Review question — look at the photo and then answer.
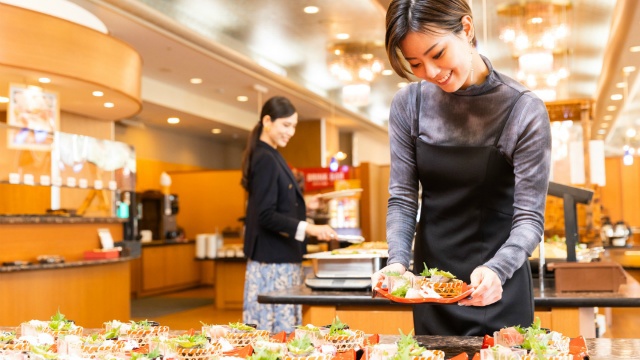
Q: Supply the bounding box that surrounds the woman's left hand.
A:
[457,266,503,306]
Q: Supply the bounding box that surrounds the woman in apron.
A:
[372,0,551,336]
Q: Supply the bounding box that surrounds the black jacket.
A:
[243,141,307,263]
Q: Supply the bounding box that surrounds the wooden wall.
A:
[279,120,323,168]
[359,162,390,243]
[169,170,245,239]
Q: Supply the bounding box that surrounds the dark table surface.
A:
[258,272,640,308]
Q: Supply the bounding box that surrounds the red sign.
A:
[298,166,351,192]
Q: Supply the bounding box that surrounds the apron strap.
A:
[493,90,530,147]
[411,81,422,143]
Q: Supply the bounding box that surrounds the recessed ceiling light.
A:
[601,123,610,128]
[616,82,626,88]
[611,94,623,101]
[38,77,51,84]
[304,6,319,14]
[0,96,8,103]
[381,69,394,76]
[237,96,249,102]
[104,102,114,108]
[92,91,104,97]
[597,129,607,135]
[211,128,222,134]
[603,115,613,121]
[190,78,203,84]
[626,128,637,138]
[398,82,409,88]
[336,33,350,40]
[607,105,617,111]
[623,66,636,73]
[630,45,640,53]
[167,117,180,124]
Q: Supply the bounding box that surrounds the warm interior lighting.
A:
[335,151,348,161]
[237,96,249,102]
[328,42,385,84]
[607,106,617,111]
[630,45,640,53]
[623,66,636,73]
[603,115,613,120]
[336,33,350,40]
[211,128,222,134]
[498,1,572,101]
[38,77,51,84]
[104,102,114,108]
[303,6,319,14]
[190,78,203,84]
[0,96,8,103]
[167,117,180,124]
[92,91,104,97]
[611,94,623,101]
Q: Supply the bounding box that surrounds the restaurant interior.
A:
[1,0,640,358]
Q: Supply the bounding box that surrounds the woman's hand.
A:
[371,263,411,290]
[306,224,338,241]
[457,266,503,306]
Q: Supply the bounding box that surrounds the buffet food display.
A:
[0,310,588,360]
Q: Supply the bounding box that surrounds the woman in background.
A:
[241,96,337,333]
[372,0,551,336]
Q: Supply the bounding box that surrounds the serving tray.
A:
[372,282,473,304]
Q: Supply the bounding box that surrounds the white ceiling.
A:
[50,0,640,153]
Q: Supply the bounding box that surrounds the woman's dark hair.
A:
[385,0,476,79]
[240,96,296,190]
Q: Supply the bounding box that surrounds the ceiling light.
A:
[611,94,623,101]
[616,82,626,88]
[38,77,51,84]
[104,102,114,108]
[190,78,203,84]
[630,46,640,53]
[237,96,249,102]
[92,91,104,97]
[626,128,637,138]
[597,129,607,135]
[167,117,180,124]
[607,105,617,111]
[304,6,319,14]
[603,115,613,121]
[328,42,385,84]
[601,123,609,128]
[0,96,8,103]
[336,33,350,40]
[398,82,409,88]
[211,128,222,134]
[381,69,394,76]
[623,66,636,73]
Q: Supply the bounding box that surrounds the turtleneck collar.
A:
[454,54,500,96]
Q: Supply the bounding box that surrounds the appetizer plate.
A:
[481,335,588,360]
[373,282,473,304]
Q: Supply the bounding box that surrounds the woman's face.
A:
[260,112,298,148]
[400,30,474,92]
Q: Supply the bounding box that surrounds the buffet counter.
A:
[258,271,640,338]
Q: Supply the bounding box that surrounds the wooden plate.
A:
[373,282,473,304]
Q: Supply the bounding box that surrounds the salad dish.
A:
[373,266,473,304]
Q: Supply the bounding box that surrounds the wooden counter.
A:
[258,271,640,338]
[0,216,132,328]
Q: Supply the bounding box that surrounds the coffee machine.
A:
[119,190,139,241]
[138,190,180,240]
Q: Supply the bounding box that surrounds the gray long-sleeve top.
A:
[386,55,551,284]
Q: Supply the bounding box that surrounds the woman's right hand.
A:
[371,263,411,290]
[306,224,338,241]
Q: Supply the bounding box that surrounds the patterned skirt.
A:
[242,260,303,334]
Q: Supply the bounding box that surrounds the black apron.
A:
[412,83,534,336]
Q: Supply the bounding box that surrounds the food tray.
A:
[225,330,270,348]
[373,281,473,304]
[323,329,365,352]
[482,335,588,360]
